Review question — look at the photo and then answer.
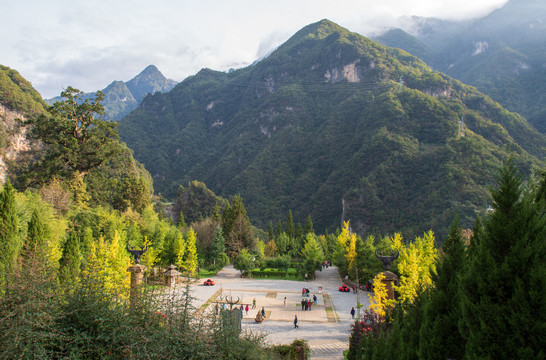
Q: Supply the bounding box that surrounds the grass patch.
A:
[199,268,217,278]
[251,268,303,280]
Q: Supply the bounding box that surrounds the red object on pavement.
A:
[204,279,215,286]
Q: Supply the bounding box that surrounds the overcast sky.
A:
[2,0,508,98]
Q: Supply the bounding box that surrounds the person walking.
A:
[351,307,356,319]
[294,315,299,328]
[284,297,287,306]
[261,307,266,318]
[252,298,256,309]
[313,294,317,304]
[245,305,249,315]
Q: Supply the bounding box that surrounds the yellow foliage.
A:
[140,236,161,268]
[264,239,278,257]
[368,272,391,317]
[81,231,131,300]
[393,230,438,304]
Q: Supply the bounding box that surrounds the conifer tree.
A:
[459,160,546,359]
[304,215,314,234]
[0,180,20,286]
[211,203,221,222]
[275,220,283,238]
[209,226,227,269]
[418,217,466,360]
[285,210,295,240]
[268,221,274,242]
[23,209,47,263]
[59,231,82,286]
[178,210,187,228]
[275,232,290,254]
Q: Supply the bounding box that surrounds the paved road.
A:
[184,265,371,360]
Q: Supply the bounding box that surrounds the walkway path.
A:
[184,265,371,360]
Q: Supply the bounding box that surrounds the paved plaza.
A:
[181,265,371,360]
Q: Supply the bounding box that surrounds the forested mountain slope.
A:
[374,0,546,133]
[119,20,546,238]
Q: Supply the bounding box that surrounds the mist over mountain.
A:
[118,19,545,238]
[47,65,177,121]
[373,0,546,133]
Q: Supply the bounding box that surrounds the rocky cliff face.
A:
[0,104,31,183]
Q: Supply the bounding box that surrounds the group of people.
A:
[301,294,317,311]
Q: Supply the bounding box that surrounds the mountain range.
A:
[373,0,546,133]
[117,19,546,238]
[47,65,177,121]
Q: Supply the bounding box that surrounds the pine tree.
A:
[209,226,226,268]
[418,217,466,360]
[285,210,295,240]
[268,221,274,241]
[0,180,20,286]
[23,209,47,263]
[459,159,546,358]
[304,215,314,234]
[59,231,82,286]
[178,210,187,228]
[275,220,283,238]
[211,203,221,222]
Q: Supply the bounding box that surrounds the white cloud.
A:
[0,0,508,98]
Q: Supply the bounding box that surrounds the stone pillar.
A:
[127,264,147,303]
[381,271,398,300]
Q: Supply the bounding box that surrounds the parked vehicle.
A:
[204,279,215,286]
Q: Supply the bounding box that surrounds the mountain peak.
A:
[289,19,350,42]
[138,65,161,77]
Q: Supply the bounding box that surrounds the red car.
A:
[339,284,350,292]
[203,279,215,286]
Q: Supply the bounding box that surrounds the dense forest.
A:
[118,20,546,239]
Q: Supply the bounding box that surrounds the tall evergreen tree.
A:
[267,221,274,242]
[23,209,48,264]
[0,180,20,286]
[304,215,314,235]
[209,226,226,266]
[285,210,295,240]
[459,159,546,359]
[59,231,82,286]
[275,220,283,238]
[418,217,466,359]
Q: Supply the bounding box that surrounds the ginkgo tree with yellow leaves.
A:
[392,230,437,304]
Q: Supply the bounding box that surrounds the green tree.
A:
[418,217,466,360]
[26,87,120,182]
[459,159,546,359]
[209,226,227,269]
[268,221,274,241]
[300,233,324,278]
[23,209,47,263]
[59,231,82,286]
[182,228,198,274]
[304,215,314,234]
[0,180,20,287]
[233,248,255,276]
[285,210,295,240]
[275,232,290,254]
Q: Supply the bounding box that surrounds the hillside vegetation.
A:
[119,20,546,238]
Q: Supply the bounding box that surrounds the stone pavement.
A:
[181,265,371,360]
